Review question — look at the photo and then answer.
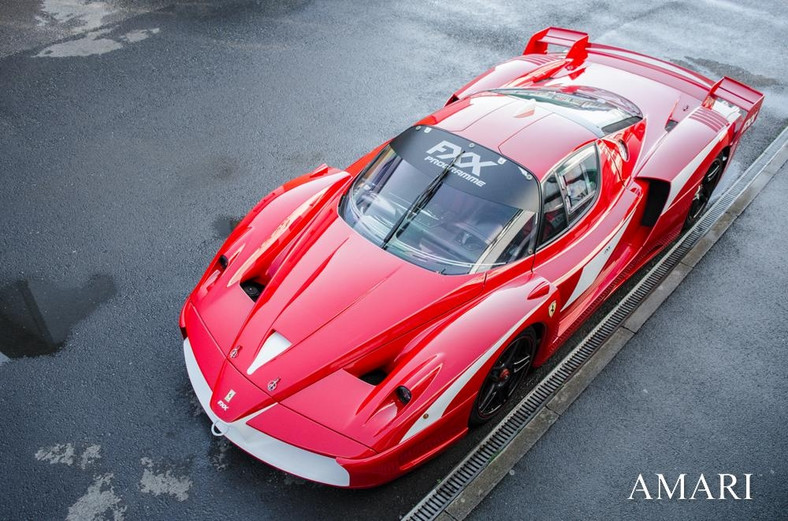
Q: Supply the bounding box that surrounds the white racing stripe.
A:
[401,298,539,443]
[563,211,635,311]
[246,331,291,375]
[183,338,351,487]
[663,130,728,213]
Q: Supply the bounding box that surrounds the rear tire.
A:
[683,152,725,230]
[469,327,537,426]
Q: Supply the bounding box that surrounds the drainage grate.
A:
[404,127,788,521]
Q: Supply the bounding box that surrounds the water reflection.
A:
[0,274,116,360]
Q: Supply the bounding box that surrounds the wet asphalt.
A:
[0,1,786,520]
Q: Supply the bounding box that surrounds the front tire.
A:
[683,152,725,230]
[469,327,537,426]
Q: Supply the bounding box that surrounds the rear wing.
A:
[524,27,588,62]
[704,77,764,136]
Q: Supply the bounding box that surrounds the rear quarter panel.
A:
[637,107,734,245]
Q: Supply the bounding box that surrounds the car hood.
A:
[222,207,484,404]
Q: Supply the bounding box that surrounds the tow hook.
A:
[211,420,229,437]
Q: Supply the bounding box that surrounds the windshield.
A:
[340,126,540,275]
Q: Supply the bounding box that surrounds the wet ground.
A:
[0,1,786,520]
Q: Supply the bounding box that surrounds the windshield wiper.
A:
[381,150,463,248]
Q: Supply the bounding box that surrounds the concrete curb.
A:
[431,134,788,521]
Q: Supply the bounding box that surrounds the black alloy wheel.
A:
[469,327,537,426]
[684,153,725,230]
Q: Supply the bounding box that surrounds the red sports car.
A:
[181,27,762,487]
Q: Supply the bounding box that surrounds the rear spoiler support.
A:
[524,27,589,62]
[704,77,764,135]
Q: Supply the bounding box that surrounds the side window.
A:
[556,146,599,221]
[538,145,600,246]
[539,174,568,244]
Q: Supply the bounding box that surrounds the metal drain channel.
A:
[404,126,788,521]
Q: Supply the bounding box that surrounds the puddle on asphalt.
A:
[213,215,243,239]
[33,0,161,58]
[36,0,117,33]
[0,274,116,360]
[35,27,160,58]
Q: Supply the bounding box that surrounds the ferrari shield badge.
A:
[548,300,557,317]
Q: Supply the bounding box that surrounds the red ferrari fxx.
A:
[181,27,763,487]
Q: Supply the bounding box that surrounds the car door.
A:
[533,141,640,347]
